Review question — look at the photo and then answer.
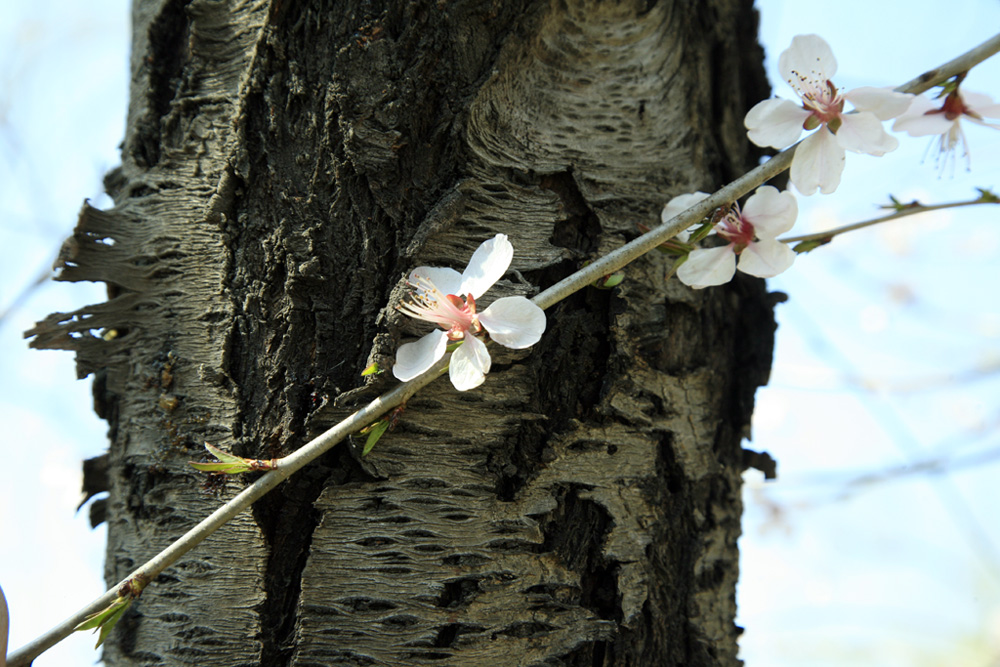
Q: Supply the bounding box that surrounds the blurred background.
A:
[0,1,997,665]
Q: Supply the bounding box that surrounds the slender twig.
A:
[8,29,1000,667]
[7,358,449,667]
[895,31,1000,95]
[779,195,997,245]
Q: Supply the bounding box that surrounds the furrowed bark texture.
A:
[28,0,773,665]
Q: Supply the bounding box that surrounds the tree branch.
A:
[779,191,998,246]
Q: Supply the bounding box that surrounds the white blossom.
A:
[745,34,912,195]
[393,234,546,391]
[893,88,1000,169]
[675,186,798,289]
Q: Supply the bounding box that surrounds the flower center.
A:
[715,206,756,253]
[798,79,845,129]
[443,293,482,340]
[928,90,980,122]
[397,277,483,338]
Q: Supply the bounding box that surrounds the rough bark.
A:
[28,0,774,665]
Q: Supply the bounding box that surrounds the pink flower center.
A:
[927,89,981,122]
[715,205,756,254]
[799,79,845,130]
[442,293,480,339]
[397,277,483,340]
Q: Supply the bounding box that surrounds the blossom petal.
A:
[393,330,448,382]
[676,245,736,289]
[892,96,952,136]
[662,192,710,224]
[836,112,898,155]
[961,91,1000,117]
[845,87,912,120]
[449,334,491,391]
[737,238,795,278]
[894,113,956,137]
[779,34,837,97]
[791,128,845,195]
[745,98,810,149]
[741,186,798,239]
[479,296,546,349]
[410,266,463,296]
[965,117,1000,131]
[459,234,513,299]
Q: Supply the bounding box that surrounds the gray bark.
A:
[28,0,774,665]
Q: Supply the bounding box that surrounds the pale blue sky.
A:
[1,1,998,665]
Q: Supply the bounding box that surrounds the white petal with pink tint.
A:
[745,98,810,149]
[662,192,710,224]
[479,297,546,349]
[393,329,448,382]
[737,238,796,278]
[459,234,513,299]
[450,334,492,391]
[779,34,837,94]
[742,186,797,238]
[677,245,737,289]
[411,266,463,297]
[791,129,845,195]
[845,87,913,120]
[837,113,899,156]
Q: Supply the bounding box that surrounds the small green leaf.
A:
[792,237,832,254]
[75,596,133,648]
[189,461,245,473]
[976,187,999,204]
[94,601,131,647]
[881,194,919,212]
[600,273,624,288]
[204,443,243,464]
[361,362,382,376]
[688,220,716,244]
[592,272,624,289]
[188,443,252,474]
[362,420,390,456]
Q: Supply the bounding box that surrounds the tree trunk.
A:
[28,0,774,664]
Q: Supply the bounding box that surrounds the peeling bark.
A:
[28,0,774,665]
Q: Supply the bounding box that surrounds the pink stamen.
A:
[397,276,481,339]
[715,205,756,254]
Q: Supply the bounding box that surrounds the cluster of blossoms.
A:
[392,234,546,391]
[668,33,1000,290]
[391,35,1000,386]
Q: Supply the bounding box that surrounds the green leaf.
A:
[976,187,999,204]
[881,194,919,213]
[75,596,133,648]
[792,237,832,254]
[189,461,246,473]
[204,443,244,464]
[600,273,625,288]
[94,601,131,647]
[688,220,716,244]
[361,362,381,376]
[362,420,390,456]
[592,272,624,289]
[188,443,252,474]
